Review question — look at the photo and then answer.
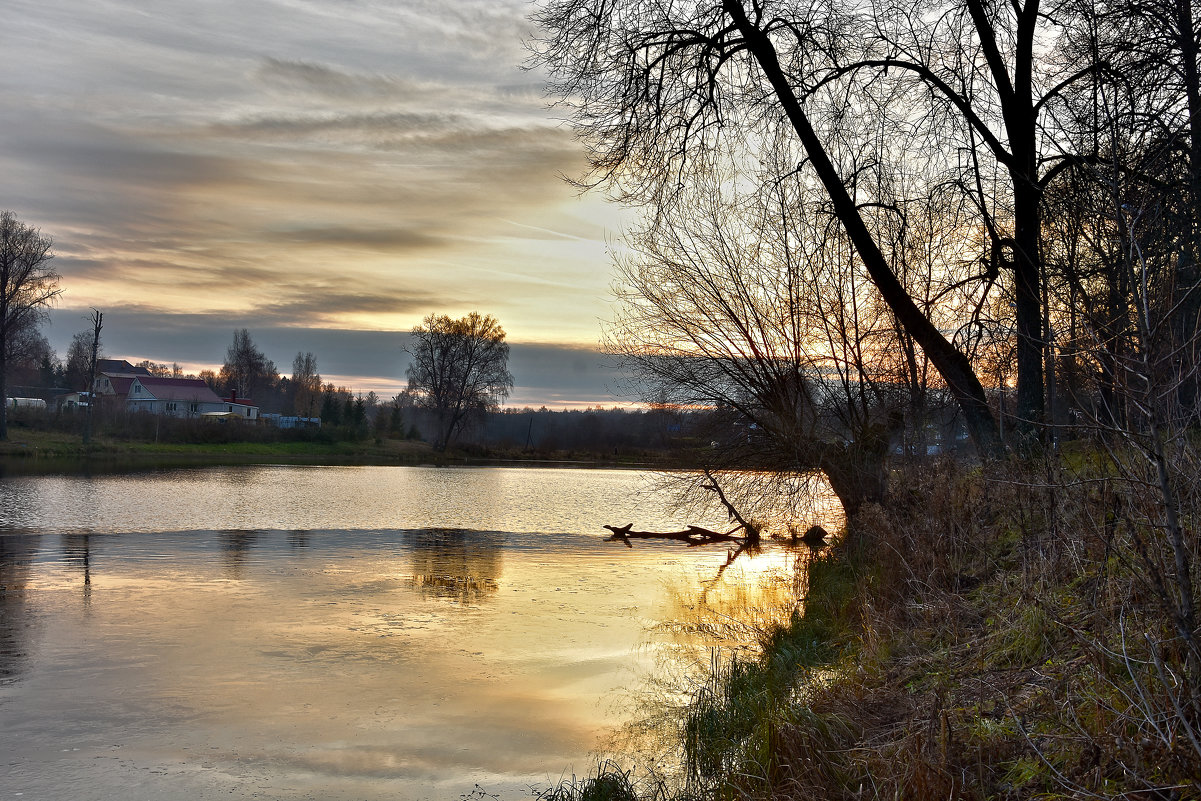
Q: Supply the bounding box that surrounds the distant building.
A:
[95,359,152,377]
[84,359,262,420]
[261,414,321,429]
[5,397,46,410]
[217,390,259,420]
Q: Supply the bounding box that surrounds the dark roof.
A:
[97,359,151,376]
[130,377,223,404]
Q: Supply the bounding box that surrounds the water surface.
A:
[0,465,808,800]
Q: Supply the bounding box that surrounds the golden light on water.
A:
[2,465,820,799]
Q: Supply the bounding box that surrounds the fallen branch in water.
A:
[602,523,746,548]
[702,469,760,544]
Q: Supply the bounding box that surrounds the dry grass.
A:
[749,454,1201,801]
[544,449,1201,801]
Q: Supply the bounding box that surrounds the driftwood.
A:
[603,523,745,547]
[604,471,764,549]
[701,469,759,544]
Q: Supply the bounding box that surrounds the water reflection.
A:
[666,545,812,655]
[0,465,825,800]
[404,528,503,603]
[0,533,41,681]
[60,532,94,607]
[219,529,261,578]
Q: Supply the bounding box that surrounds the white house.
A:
[125,376,258,419]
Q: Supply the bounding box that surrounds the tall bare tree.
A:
[532,0,1131,450]
[607,161,927,518]
[405,312,514,451]
[0,211,59,440]
[219,329,276,401]
[290,351,321,419]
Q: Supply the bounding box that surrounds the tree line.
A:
[0,210,518,450]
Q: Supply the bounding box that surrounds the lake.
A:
[0,465,818,800]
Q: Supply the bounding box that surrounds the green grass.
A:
[535,762,643,801]
[0,426,445,469]
[680,551,858,794]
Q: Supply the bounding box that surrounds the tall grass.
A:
[546,450,1201,800]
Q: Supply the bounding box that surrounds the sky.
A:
[1,0,633,407]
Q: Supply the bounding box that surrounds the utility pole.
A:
[82,309,102,446]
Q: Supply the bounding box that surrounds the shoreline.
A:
[0,428,685,476]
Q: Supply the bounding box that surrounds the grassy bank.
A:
[0,427,445,464]
[552,454,1201,800]
[0,425,683,473]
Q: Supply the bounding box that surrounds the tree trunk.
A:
[820,438,891,520]
[0,344,8,441]
[1011,176,1046,436]
[726,0,1003,456]
[1174,0,1201,419]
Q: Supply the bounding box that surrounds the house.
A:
[216,390,259,420]
[93,361,153,407]
[96,359,152,376]
[86,359,262,420]
[125,376,259,419]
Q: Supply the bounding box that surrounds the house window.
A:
[165,402,177,413]
[133,385,141,394]
[189,403,198,413]
[227,405,233,412]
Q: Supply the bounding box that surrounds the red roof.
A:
[101,374,139,396]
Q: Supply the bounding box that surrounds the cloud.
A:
[264,225,444,251]
[254,58,434,102]
[207,110,462,141]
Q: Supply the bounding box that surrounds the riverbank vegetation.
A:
[0,402,714,470]
[545,448,1200,799]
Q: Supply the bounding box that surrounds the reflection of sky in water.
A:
[0,465,700,535]
[0,466,826,800]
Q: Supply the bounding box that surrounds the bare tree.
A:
[219,329,276,401]
[4,315,53,387]
[532,0,1142,450]
[405,312,514,451]
[64,331,98,391]
[607,164,917,520]
[82,310,101,446]
[290,351,321,419]
[0,211,59,440]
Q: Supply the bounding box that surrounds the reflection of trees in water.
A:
[602,544,815,774]
[219,530,260,578]
[0,534,41,682]
[667,545,813,658]
[288,530,310,549]
[405,528,503,603]
[60,533,94,607]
